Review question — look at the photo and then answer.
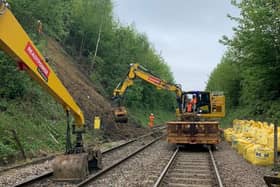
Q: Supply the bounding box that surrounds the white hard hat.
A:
[151,113,153,115]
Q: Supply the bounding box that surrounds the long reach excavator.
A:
[0,1,101,181]
[113,63,225,146]
[112,63,182,123]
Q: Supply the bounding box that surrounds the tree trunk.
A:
[11,129,26,160]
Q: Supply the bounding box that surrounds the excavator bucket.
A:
[113,106,128,123]
[52,149,102,181]
[52,153,89,181]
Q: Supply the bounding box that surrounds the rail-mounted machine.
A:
[113,63,225,145]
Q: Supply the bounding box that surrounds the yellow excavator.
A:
[112,63,182,123]
[0,1,101,181]
[113,63,225,146]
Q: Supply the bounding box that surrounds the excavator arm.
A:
[0,3,84,127]
[0,2,103,180]
[113,63,182,122]
[113,63,182,98]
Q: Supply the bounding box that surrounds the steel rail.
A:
[153,146,223,187]
[0,155,57,174]
[13,130,165,187]
[77,135,164,187]
[6,126,166,175]
[6,129,159,176]
[13,171,53,187]
[208,147,224,187]
[153,147,179,187]
[102,128,164,154]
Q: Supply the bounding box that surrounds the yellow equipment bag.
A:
[236,138,254,155]
[242,143,254,158]
[244,144,273,166]
[267,135,280,151]
[255,129,269,146]
[233,121,242,133]
[224,128,234,142]
[231,133,243,150]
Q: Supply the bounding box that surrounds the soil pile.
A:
[45,37,148,140]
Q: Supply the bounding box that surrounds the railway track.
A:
[154,146,223,187]
[77,135,163,186]
[13,126,166,187]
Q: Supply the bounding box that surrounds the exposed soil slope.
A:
[44,37,148,140]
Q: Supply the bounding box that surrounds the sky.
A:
[113,0,240,91]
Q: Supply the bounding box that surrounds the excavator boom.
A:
[0,6,84,126]
[114,63,182,98]
[0,3,102,181]
[113,63,182,122]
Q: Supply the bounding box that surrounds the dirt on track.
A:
[44,37,148,140]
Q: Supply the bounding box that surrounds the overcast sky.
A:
[113,0,240,91]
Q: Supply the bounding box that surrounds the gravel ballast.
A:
[0,140,128,187]
[214,141,271,187]
[1,138,274,187]
[87,138,175,187]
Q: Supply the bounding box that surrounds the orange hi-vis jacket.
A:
[149,114,155,128]
[191,97,197,105]
[187,102,192,112]
[187,97,197,112]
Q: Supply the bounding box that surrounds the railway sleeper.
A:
[173,162,210,167]
[166,182,213,187]
[173,165,210,170]
[166,177,213,185]
[171,168,210,173]
[168,173,212,179]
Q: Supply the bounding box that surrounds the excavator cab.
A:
[182,91,210,113]
[181,91,225,118]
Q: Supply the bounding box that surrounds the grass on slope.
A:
[0,82,67,164]
[220,99,280,128]
[128,107,176,127]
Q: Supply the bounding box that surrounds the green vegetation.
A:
[206,0,280,127]
[0,0,176,161]
[9,0,176,120]
[0,80,66,159]
[129,107,176,127]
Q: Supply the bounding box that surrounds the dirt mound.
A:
[45,38,148,140]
